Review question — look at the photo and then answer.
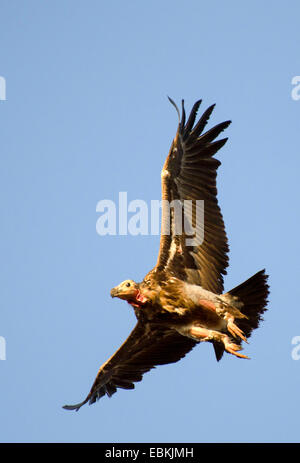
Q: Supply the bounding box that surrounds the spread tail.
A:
[213,269,269,361]
[227,269,269,340]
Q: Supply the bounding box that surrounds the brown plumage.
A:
[63,98,269,411]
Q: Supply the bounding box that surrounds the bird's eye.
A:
[126,282,131,287]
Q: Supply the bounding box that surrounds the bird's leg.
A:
[224,314,248,343]
[198,300,247,343]
[189,326,249,359]
[214,302,248,343]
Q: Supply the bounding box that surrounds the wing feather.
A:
[155,99,231,294]
[63,321,196,411]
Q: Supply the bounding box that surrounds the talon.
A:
[227,321,248,343]
[224,313,248,343]
[186,326,250,360]
[225,341,250,359]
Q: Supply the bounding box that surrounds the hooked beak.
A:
[110,287,119,298]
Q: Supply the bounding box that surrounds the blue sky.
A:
[1,0,300,443]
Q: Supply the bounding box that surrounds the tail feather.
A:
[228,269,269,339]
[213,269,269,361]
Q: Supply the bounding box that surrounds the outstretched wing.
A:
[154,98,231,294]
[63,321,196,411]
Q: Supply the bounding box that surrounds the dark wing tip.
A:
[167,96,180,122]
[62,398,89,412]
[180,99,186,130]
[62,404,80,412]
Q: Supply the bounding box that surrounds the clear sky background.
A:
[1,0,300,443]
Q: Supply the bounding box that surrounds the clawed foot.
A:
[223,338,250,359]
[188,326,250,360]
[225,315,248,343]
[227,319,248,343]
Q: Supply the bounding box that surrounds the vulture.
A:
[63,98,269,411]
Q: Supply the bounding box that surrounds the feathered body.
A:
[133,269,268,353]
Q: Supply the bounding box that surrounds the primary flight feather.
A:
[63,98,269,411]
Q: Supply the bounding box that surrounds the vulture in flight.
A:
[63,98,269,411]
